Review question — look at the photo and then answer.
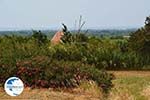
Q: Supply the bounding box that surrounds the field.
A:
[0,71,150,100]
[109,71,150,100]
[0,17,150,100]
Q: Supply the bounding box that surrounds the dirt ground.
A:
[109,71,150,77]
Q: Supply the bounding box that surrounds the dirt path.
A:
[109,71,150,77]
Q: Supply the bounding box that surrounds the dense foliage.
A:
[129,16,150,56]
[128,16,150,67]
[0,17,150,93]
[0,31,114,93]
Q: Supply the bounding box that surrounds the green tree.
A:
[61,24,88,44]
[32,30,48,46]
[129,16,150,55]
[61,24,73,43]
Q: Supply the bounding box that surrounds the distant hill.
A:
[0,28,137,37]
[84,28,137,37]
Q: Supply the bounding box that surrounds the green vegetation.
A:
[0,71,149,100]
[0,30,114,93]
[128,16,150,68]
[0,16,150,95]
[109,71,150,100]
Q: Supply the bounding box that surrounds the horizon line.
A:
[0,26,140,31]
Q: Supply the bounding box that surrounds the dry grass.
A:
[0,71,150,100]
[109,71,150,77]
[73,80,103,100]
[0,81,102,100]
[141,85,150,100]
[108,71,150,100]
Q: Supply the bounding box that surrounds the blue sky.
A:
[0,0,150,30]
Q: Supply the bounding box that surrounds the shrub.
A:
[0,35,114,93]
[32,30,48,46]
[0,30,150,94]
[16,58,114,93]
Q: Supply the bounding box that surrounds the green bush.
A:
[2,57,113,93]
[0,30,150,93]
[0,35,114,93]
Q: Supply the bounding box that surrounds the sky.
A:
[0,0,150,30]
